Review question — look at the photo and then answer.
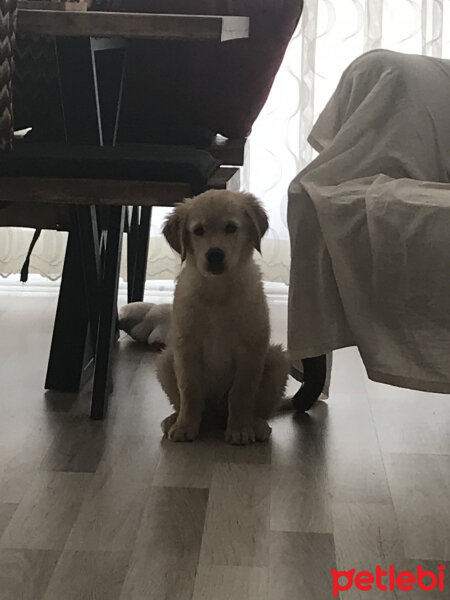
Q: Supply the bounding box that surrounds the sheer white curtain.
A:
[1,0,449,283]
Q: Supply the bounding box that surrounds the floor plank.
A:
[65,435,157,551]
[368,389,450,455]
[199,463,270,567]
[0,505,17,539]
[384,453,450,560]
[0,548,60,600]
[332,502,404,599]
[40,417,110,473]
[43,550,130,600]
[120,486,208,600]
[271,417,332,533]
[153,439,214,489]
[269,531,338,600]
[0,420,56,503]
[193,565,268,600]
[395,558,449,600]
[0,471,91,550]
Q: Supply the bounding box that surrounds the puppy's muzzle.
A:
[206,247,226,274]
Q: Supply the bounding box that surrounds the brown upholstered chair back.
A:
[13,34,64,139]
[91,0,304,146]
[0,3,69,231]
[0,0,17,151]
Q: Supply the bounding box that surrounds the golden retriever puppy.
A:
[157,190,289,445]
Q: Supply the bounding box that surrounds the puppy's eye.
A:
[193,225,205,236]
[225,223,237,234]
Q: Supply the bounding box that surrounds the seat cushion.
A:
[0,201,70,230]
[0,143,220,194]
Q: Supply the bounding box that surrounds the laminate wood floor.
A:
[0,283,448,599]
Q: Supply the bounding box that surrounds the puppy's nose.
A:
[206,247,225,268]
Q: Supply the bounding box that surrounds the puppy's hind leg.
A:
[156,349,180,436]
[254,344,289,441]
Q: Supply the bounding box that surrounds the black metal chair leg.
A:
[73,205,101,349]
[292,354,327,412]
[45,225,91,392]
[127,206,139,303]
[91,205,125,419]
[129,205,151,303]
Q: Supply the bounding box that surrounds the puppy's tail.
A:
[277,396,295,413]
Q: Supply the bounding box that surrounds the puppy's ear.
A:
[162,202,189,261]
[241,193,269,253]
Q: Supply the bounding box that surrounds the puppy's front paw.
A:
[168,420,200,442]
[161,412,178,437]
[225,425,256,446]
[254,417,272,442]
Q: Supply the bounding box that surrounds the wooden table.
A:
[17,10,249,145]
[17,9,249,41]
[14,9,249,415]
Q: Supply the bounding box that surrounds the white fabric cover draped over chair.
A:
[288,49,450,393]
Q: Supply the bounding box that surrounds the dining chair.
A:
[1,143,240,418]
[0,3,239,419]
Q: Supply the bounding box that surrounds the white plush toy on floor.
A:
[118,302,172,351]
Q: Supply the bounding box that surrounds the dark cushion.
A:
[0,201,70,230]
[90,0,303,146]
[0,143,220,194]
